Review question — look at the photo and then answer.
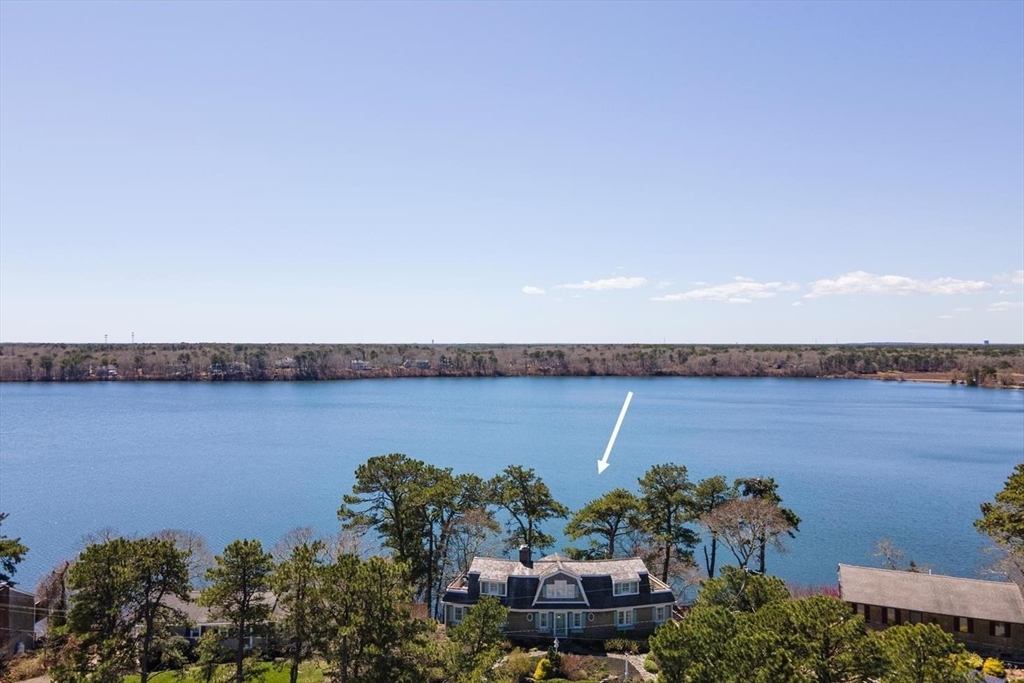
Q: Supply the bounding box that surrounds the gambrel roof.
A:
[468,553,667,586]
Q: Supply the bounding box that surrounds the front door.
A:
[554,612,568,637]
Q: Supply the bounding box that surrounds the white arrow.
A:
[598,391,633,474]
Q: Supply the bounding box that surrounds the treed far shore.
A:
[0,342,1022,388]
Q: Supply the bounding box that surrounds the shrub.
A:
[559,654,606,681]
[534,657,556,681]
[983,658,1006,678]
[603,637,649,654]
[643,656,659,673]
[499,650,539,683]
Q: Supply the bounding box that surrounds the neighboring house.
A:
[164,591,283,651]
[442,547,676,642]
[838,564,1024,659]
[0,583,37,655]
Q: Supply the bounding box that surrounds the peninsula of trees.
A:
[1,342,1021,387]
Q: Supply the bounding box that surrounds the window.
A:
[450,605,467,625]
[954,617,973,634]
[616,609,634,629]
[545,579,579,599]
[480,580,506,596]
[653,605,667,623]
[991,622,1009,638]
[909,611,922,624]
[571,612,584,631]
[537,612,550,632]
[883,607,900,625]
[614,580,639,596]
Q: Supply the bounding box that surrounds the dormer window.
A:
[544,579,580,599]
[479,580,506,596]
[613,580,639,596]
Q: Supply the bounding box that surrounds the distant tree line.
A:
[1,342,1021,386]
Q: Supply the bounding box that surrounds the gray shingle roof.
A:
[838,564,1024,624]
[468,554,655,583]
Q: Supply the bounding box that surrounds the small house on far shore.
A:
[838,563,1024,660]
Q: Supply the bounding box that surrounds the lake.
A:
[0,377,1021,592]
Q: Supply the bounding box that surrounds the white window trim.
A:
[450,605,467,625]
[614,580,640,596]
[616,609,635,629]
[480,580,507,596]
[653,605,666,623]
[537,611,551,632]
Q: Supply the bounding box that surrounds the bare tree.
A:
[700,498,795,572]
[151,529,214,586]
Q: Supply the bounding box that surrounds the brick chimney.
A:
[518,545,532,568]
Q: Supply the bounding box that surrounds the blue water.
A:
[0,378,1021,591]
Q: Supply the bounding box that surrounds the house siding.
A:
[851,602,1024,658]
[0,586,36,655]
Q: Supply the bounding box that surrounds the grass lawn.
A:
[123,661,325,683]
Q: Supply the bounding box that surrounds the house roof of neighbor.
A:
[838,564,1024,624]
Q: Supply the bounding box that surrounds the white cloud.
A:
[996,269,1024,286]
[937,315,954,319]
[805,271,991,298]
[521,286,545,295]
[954,307,972,312]
[651,277,799,303]
[655,280,673,290]
[557,276,648,291]
[792,301,803,307]
[570,294,584,299]
[987,301,1024,312]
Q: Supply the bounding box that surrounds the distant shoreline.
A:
[1,342,1021,388]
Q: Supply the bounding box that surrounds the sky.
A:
[1,1,1022,344]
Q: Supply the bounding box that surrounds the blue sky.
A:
[1,1,1021,344]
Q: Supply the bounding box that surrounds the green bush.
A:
[534,657,556,680]
[603,637,649,654]
[983,658,1006,678]
[643,656,659,673]
[497,650,539,683]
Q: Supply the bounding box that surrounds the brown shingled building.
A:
[838,563,1024,659]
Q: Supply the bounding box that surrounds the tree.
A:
[200,539,275,683]
[565,488,640,559]
[745,596,885,683]
[318,554,432,683]
[638,464,699,583]
[878,623,975,683]
[60,537,190,683]
[734,477,801,574]
[0,513,28,585]
[130,538,192,683]
[976,463,1024,582]
[339,454,492,615]
[272,534,327,683]
[688,476,737,578]
[700,498,795,573]
[447,596,509,682]
[695,565,790,613]
[650,605,736,683]
[151,528,214,587]
[489,465,569,551]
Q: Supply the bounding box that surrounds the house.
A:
[0,583,37,655]
[442,547,676,642]
[838,564,1024,659]
[164,591,283,651]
